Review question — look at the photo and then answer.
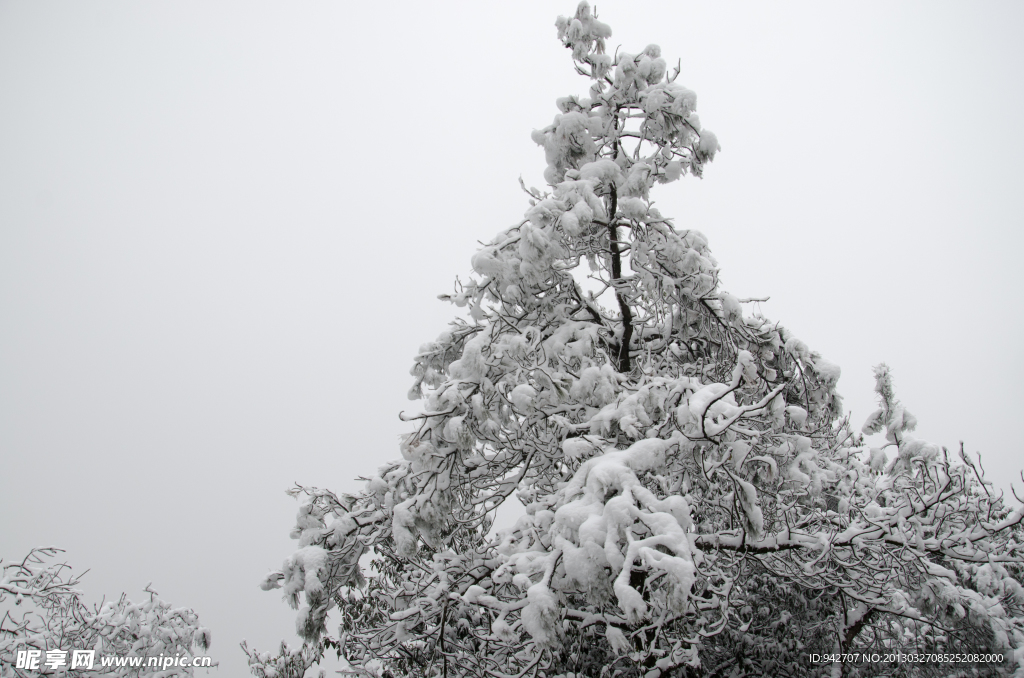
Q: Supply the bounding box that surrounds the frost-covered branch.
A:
[0,548,210,678]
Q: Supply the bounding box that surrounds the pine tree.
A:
[249,4,1024,677]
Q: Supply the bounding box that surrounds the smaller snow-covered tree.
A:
[251,4,1024,677]
[0,548,211,677]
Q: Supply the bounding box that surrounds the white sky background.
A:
[1,1,1022,675]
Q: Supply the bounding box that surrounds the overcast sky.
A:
[2,1,1022,675]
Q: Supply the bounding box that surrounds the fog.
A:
[2,2,1021,675]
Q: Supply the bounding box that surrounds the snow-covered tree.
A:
[0,547,211,677]
[251,4,1024,677]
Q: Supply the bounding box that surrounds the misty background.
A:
[2,1,1022,675]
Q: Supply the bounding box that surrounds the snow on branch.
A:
[252,4,1024,677]
[1,548,210,677]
